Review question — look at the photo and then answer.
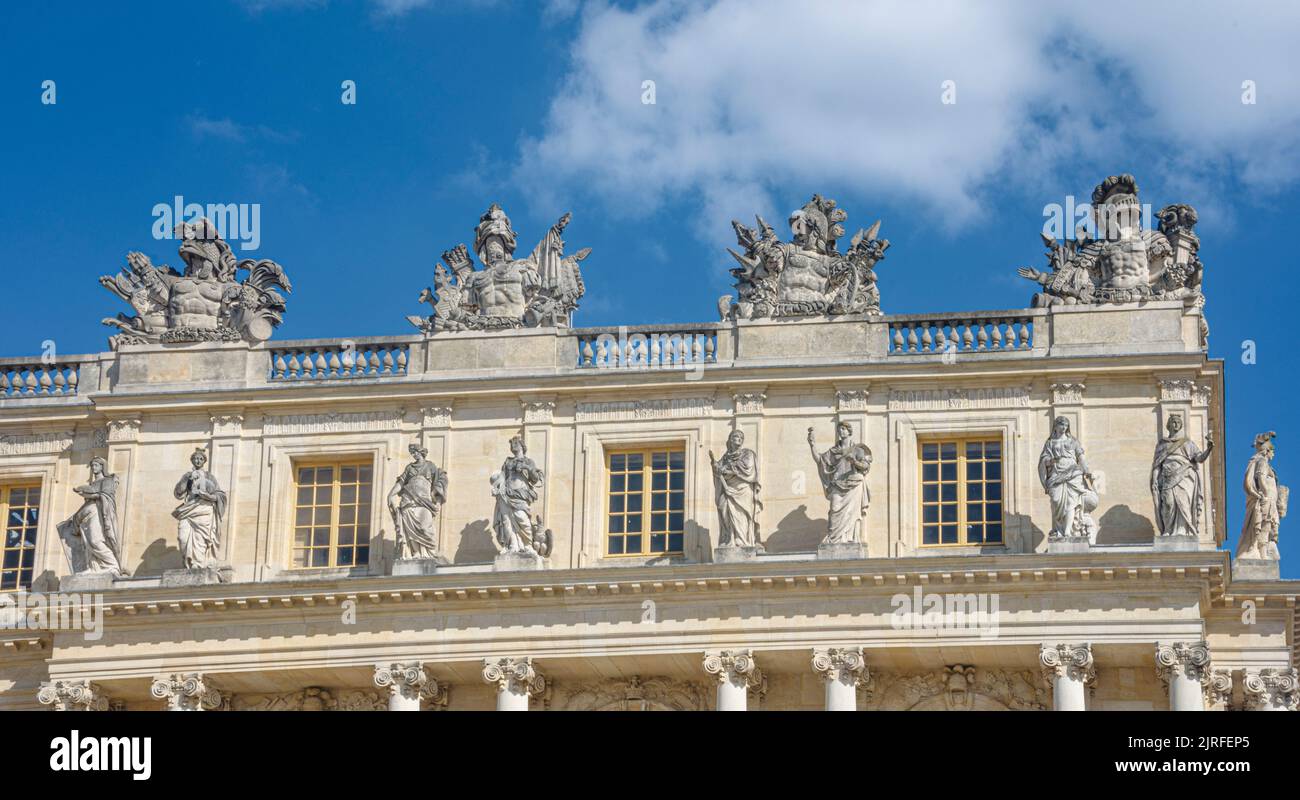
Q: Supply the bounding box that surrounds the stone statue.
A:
[99,217,292,348]
[1016,175,1206,333]
[720,194,889,321]
[1037,417,1099,540]
[710,429,763,549]
[172,448,228,570]
[388,444,448,561]
[808,421,872,544]
[410,203,592,332]
[1237,432,1287,561]
[57,458,125,577]
[490,435,553,558]
[1151,414,1213,538]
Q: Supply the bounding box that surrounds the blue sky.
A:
[1,1,1298,574]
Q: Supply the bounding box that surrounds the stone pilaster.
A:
[703,649,763,711]
[811,647,868,711]
[482,657,547,711]
[1039,643,1095,711]
[1243,668,1299,711]
[37,679,111,711]
[208,412,243,564]
[150,672,226,711]
[1155,642,1210,711]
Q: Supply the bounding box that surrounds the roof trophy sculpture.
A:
[719,194,889,321]
[1016,174,1206,341]
[99,217,292,349]
[409,203,592,333]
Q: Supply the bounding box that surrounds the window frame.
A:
[917,434,1005,548]
[289,457,375,570]
[0,480,42,591]
[603,445,687,558]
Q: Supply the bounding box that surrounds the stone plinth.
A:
[1047,537,1092,554]
[816,541,868,561]
[161,566,230,587]
[713,545,764,563]
[59,573,121,592]
[392,557,451,577]
[494,551,546,572]
[1233,559,1280,581]
[1152,535,1199,553]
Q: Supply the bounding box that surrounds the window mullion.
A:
[641,453,651,555]
[957,448,968,544]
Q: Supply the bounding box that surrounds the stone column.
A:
[703,650,763,711]
[150,673,226,711]
[811,647,868,711]
[373,662,445,711]
[482,657,546,711]
[1243,668,1299,711]
[1155,642,1210,711]
[1039,643,1095,711]
[37,679,111,711]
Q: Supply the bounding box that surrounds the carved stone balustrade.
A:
[576,324,718,370]
[269,339,411,381]
[0,357,87,398]
[888,311,1036,355]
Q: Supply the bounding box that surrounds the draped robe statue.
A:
[808,422,872,544]
[388,444,448,560]
[172,449,228,569]
[1237,432,1287,561]
[491,436,549,556]
[1150,415,1213,538]
[711,429,763,548]
[1038,417,1099,540]
[58,458,125,576]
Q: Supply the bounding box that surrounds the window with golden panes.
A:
[1,482,41,590]
[292,461,373,568]
[919,438,1003,546]
[606,448,685,556]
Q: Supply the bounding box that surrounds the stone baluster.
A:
[1155,642,1211,711]
[1039,643,1095,711]
[482,657,547,711]
[703,649,763,711]
[811,647,868,711]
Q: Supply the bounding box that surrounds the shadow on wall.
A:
[765,504,826,554]
[1096,504,1155,546]
[453,519,495,564]
[1006,513,1046,553]
[133,538,184,576]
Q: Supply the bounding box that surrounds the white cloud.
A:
[515,0,1300,240]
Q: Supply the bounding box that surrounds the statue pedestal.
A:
[161,565,230,587]
[714,545,764,563]
[1046,536,1091,554]
[816,541,868,561]
[1233,558,1280,581]
[392,557,451,577]
[494,551,546,572]
[60,572,121,592]
[1152,535,1199,553]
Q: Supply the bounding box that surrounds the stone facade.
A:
[0,184,1295,712]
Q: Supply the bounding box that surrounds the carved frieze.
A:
[0,430,75,456]
[863,666,1049,711]
[887,386,1031,411]
[262,410,404,436]
[575,396,713,422]
[834,386,870,413]
[1049,382,1086,405]
[558,676,710,711]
